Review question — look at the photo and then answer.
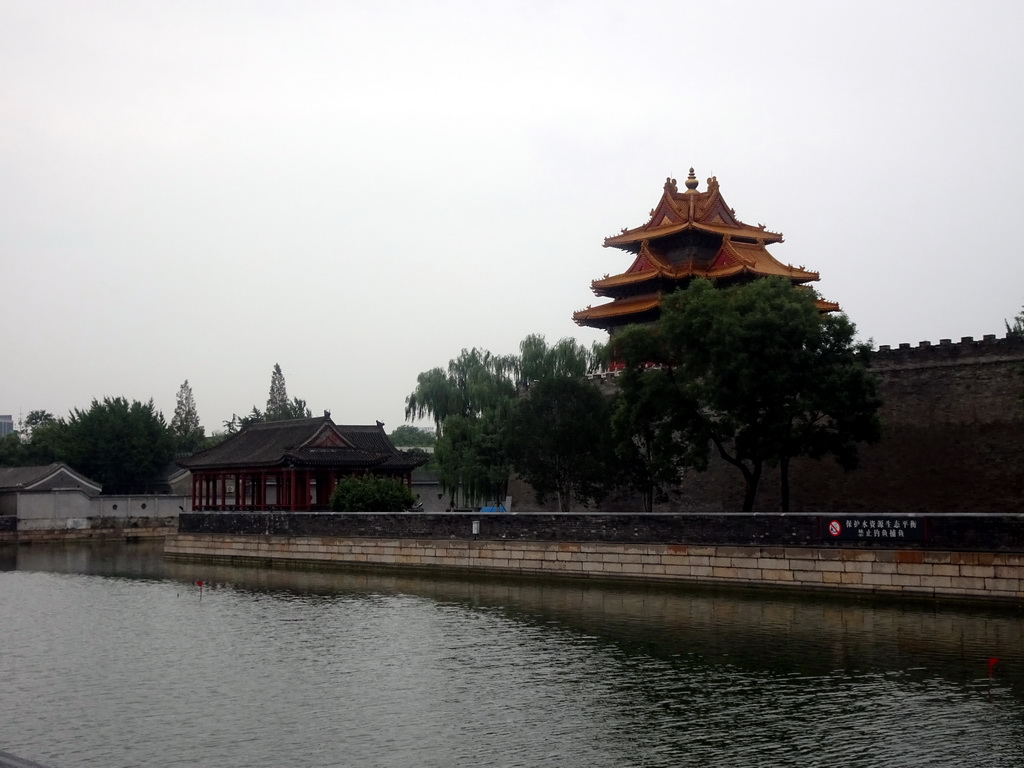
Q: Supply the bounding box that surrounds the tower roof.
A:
[574,170,838,330]
[603,169,783,254]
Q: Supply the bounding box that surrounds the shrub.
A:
[328,475,416,512]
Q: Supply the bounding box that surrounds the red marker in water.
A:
[988,657,999,677]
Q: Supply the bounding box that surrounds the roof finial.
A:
[684,167,699,192]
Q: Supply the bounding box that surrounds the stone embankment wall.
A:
[509,334,1024,514]
[166,512,1024,603]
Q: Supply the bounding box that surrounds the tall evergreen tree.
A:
[170,380,204,452]
[265,363,291,420]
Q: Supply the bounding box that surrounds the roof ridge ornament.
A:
[684,168,699,192]
[664,176,678,193]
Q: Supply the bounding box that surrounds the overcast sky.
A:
[3,1,1023,435]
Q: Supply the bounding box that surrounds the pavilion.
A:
[176,415,425,512]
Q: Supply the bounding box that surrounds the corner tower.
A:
[573,170,837,336]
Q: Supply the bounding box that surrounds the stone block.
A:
[840,572,864,585]
[961,565,996,578]
[843,561,873,573]
[862,573,893,586]
[663,565,693,576]
[761,569,795,582]
[920,575,953,588]
[892,574,922,587]
[839,550,876,562]
[660,554,690,567]
[814,560,844,572]
[822,571,843,584]
[687,546,718,557]
[987,578,1021,592]
[897,563,934,576]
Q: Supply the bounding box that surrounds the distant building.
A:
[0,415,13,438]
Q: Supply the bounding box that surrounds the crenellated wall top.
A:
[870,333,1024,370]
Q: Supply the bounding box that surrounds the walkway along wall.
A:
[166,512,1024,603]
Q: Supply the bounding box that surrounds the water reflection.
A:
[1,542,1022,768]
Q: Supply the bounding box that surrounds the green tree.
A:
[170,380,205,452]
[23,409,55,433]
[611,363,707,513]
[614,278,881,512]
[388,424,437,448]
[505,376,614,512]
[329,475,416,512]
[404,336,606,507]
[265,363,291,420]
[60,397,175,494]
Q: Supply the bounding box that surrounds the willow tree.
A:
[614,278,881,512]
[404,336,604,507]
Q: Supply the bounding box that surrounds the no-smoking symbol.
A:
[828,520,842,537]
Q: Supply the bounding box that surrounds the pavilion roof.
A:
[603,170,783,253]
[176,417,426,472]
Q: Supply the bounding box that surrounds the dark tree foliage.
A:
[613,277,881,512]
[505,376,614,512]
[60,397,175,494]
[610,370,706,514]
[0,414,65,467]
[23,410,55,432]
[329,475,416,512]
[1005,306,1024,339]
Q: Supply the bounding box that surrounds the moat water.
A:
[1,540,1023,768]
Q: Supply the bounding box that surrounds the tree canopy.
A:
[224,364,312,432]
[613,278,881,511]
[404,335,605,506]
[388,424,436,448]
[505,375,614,512]
[60,397,175,494]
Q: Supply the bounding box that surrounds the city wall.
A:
[507,334,1024,515]
[166,512,1024,603]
